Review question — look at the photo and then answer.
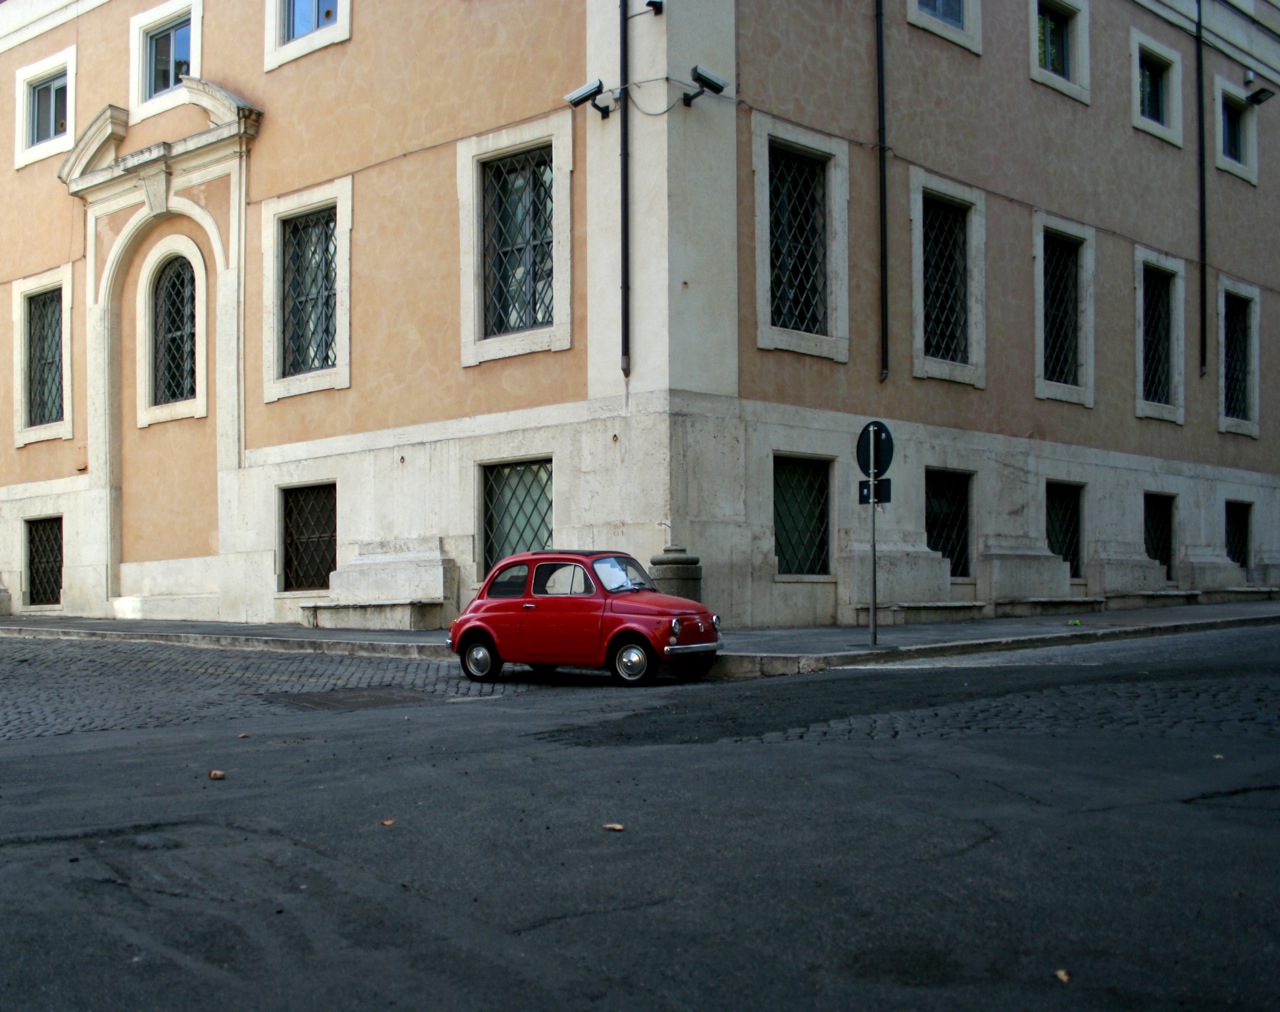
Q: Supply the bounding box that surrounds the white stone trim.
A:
[128,0,202,125]
[260,175,352,402]
[1129,28,1183,148]
[907,0,983,56]
[134,235,209,428]
[1033,211,1095,407]
[752,113,850,363]
[1028,0,1091,105]
[1217,275,1260,438]
[12,263,74,446]
[264,0,351,72]
[1214,75,1259,186]
[1133,245,1185,425]
[457,110,573,367]
[13,45,75,169]
[910,167,986,388]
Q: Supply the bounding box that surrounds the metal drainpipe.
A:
[1196,0,1208,377]
[620,0,632,377]
[876,0,889,382]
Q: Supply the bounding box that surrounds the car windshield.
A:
[591,555,657,593]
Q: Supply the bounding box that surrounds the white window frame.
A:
[14,47,76,169]
[907,0,983,56]
[1133,245,1185,425]
[910,167,986,388]
[1214,76,1258,186]
[457,110,573,368]
[135,235,209,428]
[261,176,352,402]
[752,113,850,363]
[12,264,74,447]
[129,0,202,125]
[265,0,352,72]
[1029,0,1090,105]
[1130,29,1183,148]
[1033,211,1095,407]
[1218,276,1260,438]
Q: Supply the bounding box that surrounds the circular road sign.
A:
[856,421,894,479]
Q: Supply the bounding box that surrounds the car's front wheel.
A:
[609,638,657,686]
[460,635,503,682]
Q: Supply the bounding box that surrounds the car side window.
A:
[533,562,594,596]
[487,563,529,598]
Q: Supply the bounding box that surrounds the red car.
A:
[447,550,721,685]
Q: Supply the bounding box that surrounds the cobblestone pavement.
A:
[0,638,558,741]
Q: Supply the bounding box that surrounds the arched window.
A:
[153,256,196,405]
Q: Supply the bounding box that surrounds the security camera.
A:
[683,65,728,106]
[565,79,604,108]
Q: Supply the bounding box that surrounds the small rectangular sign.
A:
[859,478,891,505]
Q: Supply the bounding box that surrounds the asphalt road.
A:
[1,628,1277,1010]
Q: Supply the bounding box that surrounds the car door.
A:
[475,562,531,659]
[523,562,603,664]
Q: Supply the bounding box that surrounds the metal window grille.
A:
[154,257,196,405]
[1141,266,1173,405]
[147,18,191,98]
[1046,482,1082,579]
[285,0,336,42]
[1139,53,1166,124]
[483,460,553,573]
[1143,493,1175,581]
[769,144,828,336]
[1225,501,1251,570]
[1222,100,1244,163]
[1042,234,1080,386]
[920,0,964,29]
[283,484,336,591]
[925,470,971,578]
[922,196,968,363]
[1038,4,1070,78]
[281,207,337,377]
[773,457,830,576]
[1223,293,1251,421]
[27,517,62,606]
[483,147,554,337]
[30,73,67,145]
[27,289,63,428]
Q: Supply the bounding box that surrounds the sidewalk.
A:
[1,598,1278,679]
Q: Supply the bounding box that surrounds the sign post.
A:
[856,421,894,647]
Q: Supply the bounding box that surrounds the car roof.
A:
[499,549,631,561]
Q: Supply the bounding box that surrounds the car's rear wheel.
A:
[460,635,503,682]
[671,655,714,681]
[609,638,657,686]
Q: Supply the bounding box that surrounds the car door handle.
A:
[524,603,536,609]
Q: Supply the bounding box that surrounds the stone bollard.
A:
[649,546,702,602]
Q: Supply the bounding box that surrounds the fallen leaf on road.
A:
[1213,754,1224,760]
[603,823,625,832]
[238,733,250,739]
[381,818,396,827]
[208,770,226,780]
[1055,970,1070,984]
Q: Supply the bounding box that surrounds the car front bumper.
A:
[663,637,722,657]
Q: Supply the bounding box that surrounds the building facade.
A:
[0,0,1276,629]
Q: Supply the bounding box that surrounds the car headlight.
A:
[712,614,720,631]
[670,618,682,637]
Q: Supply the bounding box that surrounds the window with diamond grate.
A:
[1141,265,1173,405]
[1046,482,1082,578]
[773,457,830,576]
[1223,293,1251,421]
[1225,501,1251,570]
[769,143,828,336]
[1038,3,1071,78]
[922,196,968,363]
[154,257,196,405]
[483,460,553,573]
[1043,233,1080,386]
[926,470,971,578]
[281,207,337,377]
[1143,493,1175,581]
[27,289,63,428]
[27,517,62,606]
[483,147,554,338]
[283,484,336,591]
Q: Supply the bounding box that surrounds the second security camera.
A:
[690,65,728,95]
[565,79,605,108]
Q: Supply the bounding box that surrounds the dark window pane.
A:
[27,289,63,428]
[1139,53,1166,124]
[1046,482,1082,579]
[1225,502,1250,570]
[1043,233,1080,386]
[923,197,968,362]
[1223,293,1251,421]
[281,206,338,376]
[1038,4,1070,78]
[483,147,554,337]
[283,484,336,591]
[769,144,828,336]
[154,257,197,405]
[1222,100,1244,163]
[483,460,553,572]
[921,0,964,28]
[926,470,971,578]
[27,517,63,607]
[1142,266,1173,405]
[774,457,830,576]
[1143,493,1175,581]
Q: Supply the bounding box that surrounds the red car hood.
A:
[608,591,711,617]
